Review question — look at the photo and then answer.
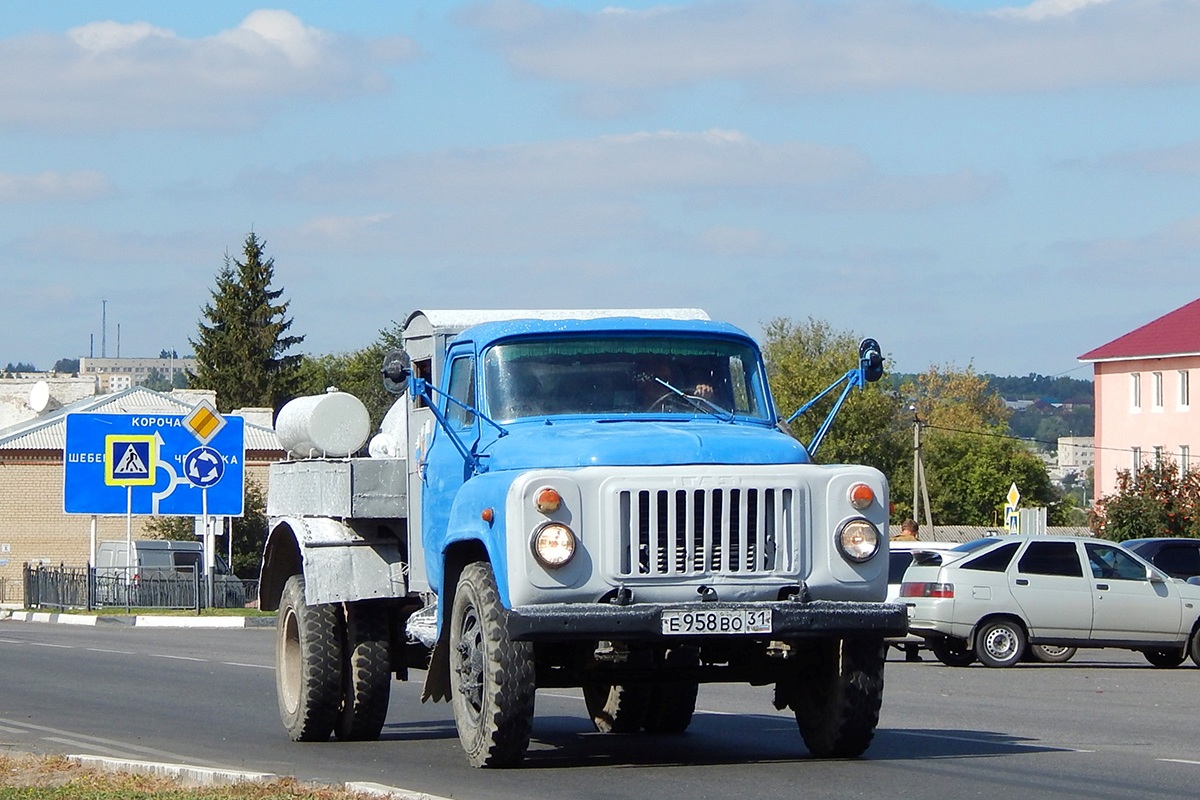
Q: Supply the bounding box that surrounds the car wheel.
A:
[974,619,1026,668]
[1143,648,1187,668]
[930,638,976,667]
[1189,627,1200,668]
[1028,644,1077,664]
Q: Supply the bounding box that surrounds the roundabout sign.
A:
[184,446,225,488]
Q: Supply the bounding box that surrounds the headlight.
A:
[531,522,577,568]
[835,518,880,563]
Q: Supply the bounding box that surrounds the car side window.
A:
[1151,543,1200,578]
[961,542,1019,572]
[1085,543,1148,581]
[1017,542,1083,577]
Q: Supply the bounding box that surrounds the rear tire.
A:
[334,601,392,741]
[276,575,343,742]
[1189,627,1200,668]
[449,562,536,767]
[930,638,976,667]
[583,683,649,733]
[642,648,699,734]
[975,619,1025,668]
[787,638,885,758]
[1028,644,1077,664]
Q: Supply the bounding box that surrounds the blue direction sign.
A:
[64,412,245,516]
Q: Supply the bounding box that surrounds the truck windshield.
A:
[483,336,770,422]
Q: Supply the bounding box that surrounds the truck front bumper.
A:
[506,599,908,642]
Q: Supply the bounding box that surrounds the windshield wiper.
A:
[651,377,735,422]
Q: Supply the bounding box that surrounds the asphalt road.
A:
[2,621,1198,799]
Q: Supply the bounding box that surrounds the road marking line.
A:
[221,661,272,669]
[147,653,206,662]
[1159,759,1200,766]
[86,648,137,654]
[29,642,72,649]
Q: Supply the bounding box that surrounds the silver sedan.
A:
[900,535,1200,668]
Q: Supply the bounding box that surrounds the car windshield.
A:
[483,335,769,422]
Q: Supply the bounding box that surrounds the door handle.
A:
[1095,583,1109,591]
[1015,578,1029,586]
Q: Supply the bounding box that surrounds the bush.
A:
[1091,460,1200,542]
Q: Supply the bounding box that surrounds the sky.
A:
[4,0,1200,380]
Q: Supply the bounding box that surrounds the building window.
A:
[1153,372,1164,410]
[1181,445,1191,474]
[1180,370,1191,409]
[1154,445,1164,465]
[1131,373,1142,411]
[1132,446,1142,483]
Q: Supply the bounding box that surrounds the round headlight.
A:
[532,522,576,568]
[836,519,880,563]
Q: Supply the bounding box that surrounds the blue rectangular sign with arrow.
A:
[64,412,245,516]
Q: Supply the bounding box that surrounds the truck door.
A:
[421,349,480,571]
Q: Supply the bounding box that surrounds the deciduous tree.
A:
[1091,460,1200,541]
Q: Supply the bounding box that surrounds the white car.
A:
[900,535,1200,668]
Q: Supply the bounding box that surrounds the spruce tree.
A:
[190,232,304,413]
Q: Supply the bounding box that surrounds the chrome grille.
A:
[616,486,793,577]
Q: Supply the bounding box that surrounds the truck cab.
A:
[260,309,905,767]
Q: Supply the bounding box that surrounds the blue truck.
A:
[260,309,905,767]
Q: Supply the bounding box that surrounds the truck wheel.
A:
[583,683,650,733]
[276,574,343,742]
[974,619,1025,668]
[642,648,699,734]
[334,601,392,741]
[930,637,976,667]
[788,637,885,758]
[449,562,536,768]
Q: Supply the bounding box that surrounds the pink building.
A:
[1079,298,1200,501]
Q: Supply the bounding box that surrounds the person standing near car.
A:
[895,518,919,541]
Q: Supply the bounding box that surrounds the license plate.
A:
[661,607,772,635]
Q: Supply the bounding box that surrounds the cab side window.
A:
[1018,542,1083,577]
[446,356,476,428]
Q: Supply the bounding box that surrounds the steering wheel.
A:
[646,392,691,412]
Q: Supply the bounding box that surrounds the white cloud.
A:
[462,0,1200,96]
[0,11,417,132]
[0,171,111,203]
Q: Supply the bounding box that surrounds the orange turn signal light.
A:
[848,483,875,510]
[535,487,562,514]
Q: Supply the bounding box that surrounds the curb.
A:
[65,755,447,799]
[0,609,276,628]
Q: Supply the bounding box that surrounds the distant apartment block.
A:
[1057,436,1095,471]
[1079,298,1200,500]
[79,356,196,393]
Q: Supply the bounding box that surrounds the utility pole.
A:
[912,410,934,535]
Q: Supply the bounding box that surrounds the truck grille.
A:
[616,486,794,577]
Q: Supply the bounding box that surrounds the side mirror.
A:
[381,350,411,396]
[858,338,884,383]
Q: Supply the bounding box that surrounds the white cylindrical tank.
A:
[275,391,371,458]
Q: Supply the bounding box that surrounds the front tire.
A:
[1143,648,1186,668]
[975,619,1026,668]
[276,574,343,742]
[786,638,885,758]
[334,600,392,741]
[449,562,536,768]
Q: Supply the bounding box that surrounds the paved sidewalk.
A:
[0,607,276,628]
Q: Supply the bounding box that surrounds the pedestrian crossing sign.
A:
[104,435,157,486]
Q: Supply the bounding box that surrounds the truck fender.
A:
[260,516,409,611]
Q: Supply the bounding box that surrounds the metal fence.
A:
[22,564,258,612]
